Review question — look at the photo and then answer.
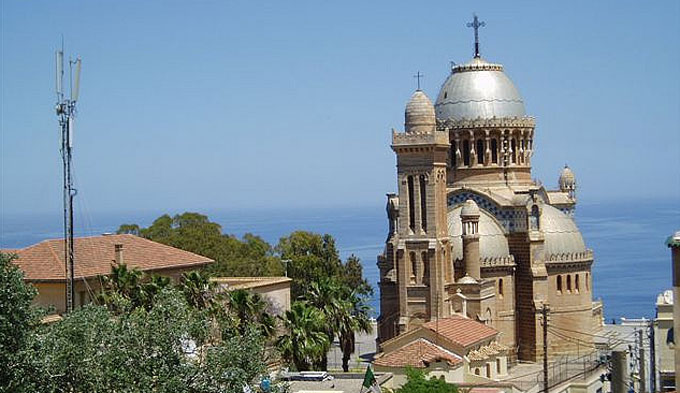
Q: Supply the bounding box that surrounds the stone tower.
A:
[378,90,451,339]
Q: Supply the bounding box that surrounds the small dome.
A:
[448,205,510,261]
[559,165,576,191]
[405,90,436,133]
[435,57,526,120]
[457,275,478,284]
[461,199,480,218]
[541,205,587,256]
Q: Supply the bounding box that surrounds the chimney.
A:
[114,244,124,265]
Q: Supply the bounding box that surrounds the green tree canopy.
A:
[396,368,459,393]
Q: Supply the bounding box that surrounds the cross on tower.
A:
[467,13,486,58]
[413,71,424,90]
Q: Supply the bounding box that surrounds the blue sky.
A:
[2,1,679,216]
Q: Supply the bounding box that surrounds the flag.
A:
[361,365,381,393]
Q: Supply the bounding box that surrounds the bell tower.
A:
[379,89,452,339]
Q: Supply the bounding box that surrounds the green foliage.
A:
[0,253,42,393]
[396,368,459,393]
[276,231,371,299]
[116,212,284,277]
[276,301,330,371]
[17,289,282,393]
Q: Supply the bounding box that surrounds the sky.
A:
[1,1,679,216]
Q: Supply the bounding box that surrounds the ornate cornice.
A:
[437,117,535,130]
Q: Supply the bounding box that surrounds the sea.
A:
[1,197,678,321]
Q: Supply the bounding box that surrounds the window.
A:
[511,139,517,164]
[475,368,480,376]
[476,139,484,165]
[586,273,590,291]
[451,141,457,167]
[419,175,427,232]
[410,252,417,283]
[498,278,504,298]
[496,358,502,374]
[422,252,429,284]
[463,140,470,166]
[407,176,415,232]
[567,275,572,292]
[575,274,580,293]
[486,363,492,377]
[491,138,498,164]
[557,275,562,294]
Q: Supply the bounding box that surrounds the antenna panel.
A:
[68,117,74,148]
[56,50,63,96]
[72,58,81,102]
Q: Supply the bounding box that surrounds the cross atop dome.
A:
[467,13,486,58]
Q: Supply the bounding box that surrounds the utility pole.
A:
[542,304,549,393]
[612,351,627,393]
[649,320,656,393]
[639,329,646,393]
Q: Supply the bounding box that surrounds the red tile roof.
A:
[423,315,498,347]
[4,234,213,281]
[374,339,462,368]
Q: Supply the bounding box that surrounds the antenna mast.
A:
[55,44,81,314]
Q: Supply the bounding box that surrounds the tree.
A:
[19,289,283,393]
[227,289,276,339]
[337,288,372,372]
[276,301,330,371]
[396,367,459,393]
[116,213,284,278]
[0,253,41,393]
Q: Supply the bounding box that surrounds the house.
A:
[374,315,508,387]
[4,234,213,313]
[211,277,292,316]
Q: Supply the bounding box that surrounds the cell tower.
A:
[55,44,81,314]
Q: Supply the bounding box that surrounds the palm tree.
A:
[179,270,216,309]
[97,264,145,311]
[276,301,329,371]
[227,289,276,339]
[302,278,373,371]
[337,290,372,372]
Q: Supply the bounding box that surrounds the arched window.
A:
[475,368,480,376]
[463,140,470,166]
[409,252,417,283]
[567,275,572,292]
[557,275,563,294]
[451,141,457,167]
[491,138,498,164]
[422,252,429,285]
[511,139,517,164]
[407,176,415,232]
[486,363,492,377]
[575,274,580,293]
[498,278,504,298]
[419,175,427,232]
[476,139,484,165]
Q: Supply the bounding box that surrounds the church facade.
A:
[377,33,603,362]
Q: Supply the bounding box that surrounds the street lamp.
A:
[281,259,291,277]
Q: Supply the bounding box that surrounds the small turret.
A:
[405,90,436,134]
[559,164,576,199]
[461,199,481,280]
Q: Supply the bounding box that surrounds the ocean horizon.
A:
[1,197,678,321]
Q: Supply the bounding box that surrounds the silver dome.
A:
[435,57,526,120]
[541,204,587,256]
[448,205,510,261]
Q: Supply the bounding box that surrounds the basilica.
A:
[376,20,603,363]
